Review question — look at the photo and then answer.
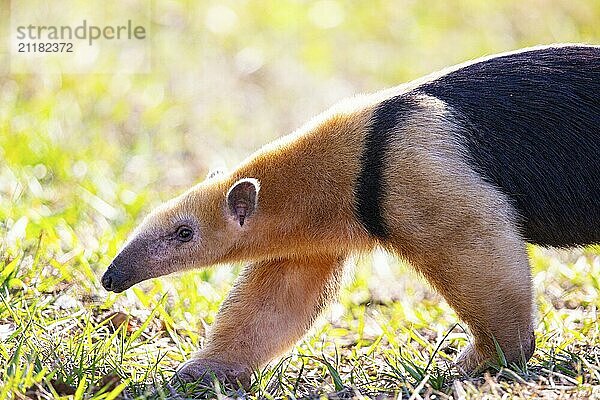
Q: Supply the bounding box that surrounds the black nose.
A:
[102,272,113,290]
[102,264,117,291]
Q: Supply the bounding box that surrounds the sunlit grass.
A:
[2,213,599,398]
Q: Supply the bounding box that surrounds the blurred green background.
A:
[1,0,600,397]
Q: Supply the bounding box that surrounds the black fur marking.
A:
[355,95,418,238]
[419,45,600,246]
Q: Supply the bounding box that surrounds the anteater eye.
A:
[176,226,193,242]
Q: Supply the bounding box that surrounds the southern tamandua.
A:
[102,44,600,386]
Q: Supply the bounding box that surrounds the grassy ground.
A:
[2,1,600,398]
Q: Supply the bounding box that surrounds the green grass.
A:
[2,238,600,399]
[2,0,600,398]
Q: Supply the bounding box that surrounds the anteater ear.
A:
[226,178,260,227]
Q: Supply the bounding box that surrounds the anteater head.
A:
[101,177,260,293]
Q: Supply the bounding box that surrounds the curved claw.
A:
[173,359,251,390]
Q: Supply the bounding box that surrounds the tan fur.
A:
[185,255,345,380]
[175,255,345,387]
[220,105,375,260]
[378,94,534,371]
[107,87,537,386]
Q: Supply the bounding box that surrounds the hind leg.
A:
[381,111,536,372]
[421,235,534,372]
[387,188,535,373]
[391,220,535,373]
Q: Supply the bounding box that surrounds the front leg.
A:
[175,254,346,388]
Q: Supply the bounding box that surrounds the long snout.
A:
[101,234,176,292]
[102,236,151,293]
[101,240,165,292]
[101,263,134,293]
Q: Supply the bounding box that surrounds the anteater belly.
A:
[419,45,600,247]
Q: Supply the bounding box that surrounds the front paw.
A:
[455,344,487,376]
[173,358,251,389]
